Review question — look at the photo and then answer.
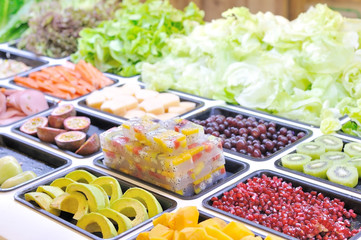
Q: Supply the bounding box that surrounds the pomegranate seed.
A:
[209,174,361,239]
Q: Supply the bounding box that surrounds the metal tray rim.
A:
[14,165,178,240]
[202,169,361,240]
[0,133,72,192]
[11,107,121,159]
[186,105,313,162]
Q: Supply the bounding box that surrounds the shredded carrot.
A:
[13,61,114,100]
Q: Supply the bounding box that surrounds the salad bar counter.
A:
[3,1,361,240]
[2,41,361,240]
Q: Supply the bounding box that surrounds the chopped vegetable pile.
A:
[14,61,113,100]
[141,4,361,134]
[17,0,121,58]
[0,59,30,78]
[71,0,204,76]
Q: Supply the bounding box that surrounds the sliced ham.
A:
[6,91,23,109]
[0,108,26,119]
[0,92,6,115]
[19,90,49,115]
[1,88,18,96]
[0,88,49,125]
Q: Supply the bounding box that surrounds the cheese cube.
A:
[112,95,138,110]
[124,109,146,119]
[156,93,180,110]
[139,98,165,115]
[100,100,126,116]
[86,91,107,109]
[179,101,196,111]
[167,106,188,115]
[135,89,159,103]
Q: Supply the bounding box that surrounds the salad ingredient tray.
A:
[131,208,286,240]
[78,82,204,121]
[9,63,118,101]
[15,166,177,240]
[203,170,361,239]
[0,50,47,80]
[0,134,71,191]
[187,106,312,161]
[275,134,361,195]
[12,107,120,158]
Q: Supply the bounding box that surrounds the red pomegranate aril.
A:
[210,175,360,240]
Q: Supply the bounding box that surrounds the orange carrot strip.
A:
[62,66,82,79]
[29,71,50,80]
[77,79,96,92]
[75,60,95,86]
[36,81,54,93]
[55,83,77,94]
[14,76,39,89]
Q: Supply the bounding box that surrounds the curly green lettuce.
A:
[141,4,361,132]
[71,0,204,76]
[17,0,121,58]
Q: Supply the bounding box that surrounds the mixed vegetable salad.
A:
[3,1,361,136]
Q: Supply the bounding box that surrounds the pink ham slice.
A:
[0,108,26,119]
[19,90,49,115]
[6,91,23,109]
[2,89,19,96]
[0,92,6,116]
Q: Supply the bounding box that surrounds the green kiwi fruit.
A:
[314,135,343,152]
[344,142,361,157]
[303,160,332,179]
[347,157,361,176]
[281,153,312,172]
[326,164,358,188]
[320,151,350,165]
[296,142,325,159]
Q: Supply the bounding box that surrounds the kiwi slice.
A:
[303,160,332,179]
[344,142,361,157]
[326,164,359,188]
[314,135,343,152]
[281,153,312,172]
[347,157,361,176]
[296,142,325,159]
[320,151,350,165]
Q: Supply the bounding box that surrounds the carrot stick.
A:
[14,77,39,89]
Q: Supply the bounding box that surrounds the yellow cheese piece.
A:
[118,82,142,96]
[135,89,159,102]
[139,98,165,115]
[167,106,188,115]
[112,95,138,110]
[156,93,180,109]
[86,91,107,109]
[179,101,196,111]
[124,109,146,119]
[100,100,127,116]
[101,86,122,100]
